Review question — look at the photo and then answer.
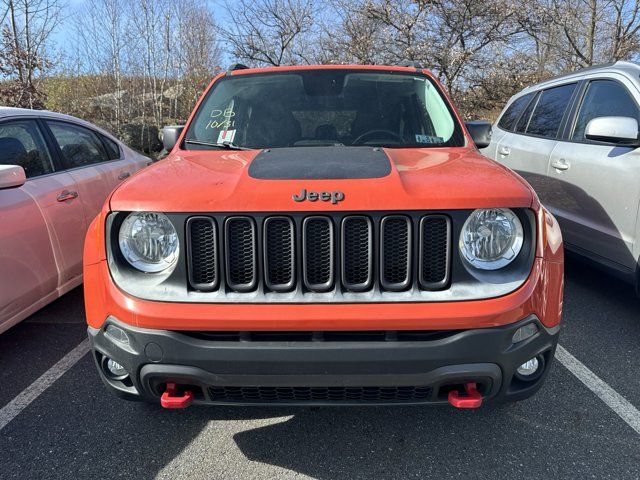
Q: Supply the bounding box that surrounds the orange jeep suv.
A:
[83,64,564,409]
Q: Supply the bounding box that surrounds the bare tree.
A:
[0,0,62,108]
[174,0,222,118]
[220,0,320,66]
[74,0,129,131]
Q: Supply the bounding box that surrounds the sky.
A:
[50,0,231,65]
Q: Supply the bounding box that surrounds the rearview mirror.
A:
[0,165,26,189]
[161,125,185,151]
[465,121,492,149]
[585,116,639,145]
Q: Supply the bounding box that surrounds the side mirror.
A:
[161,125,185,151]
[465,121,492,149]
[585,116,639,145]
[0,165,26,189]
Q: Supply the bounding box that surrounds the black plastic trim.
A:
[419,215,452,290]
[341,215,373,292]
[224,216,258,292]
[380,215,412,291]
[186,216,219,291]
[88,314,559,405]
[263,216,296,292]
[302,216,335,292]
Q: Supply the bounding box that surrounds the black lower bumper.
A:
[88,315,559,406]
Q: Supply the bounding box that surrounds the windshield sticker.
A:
[415,134,444,144]
[217,129,236,143]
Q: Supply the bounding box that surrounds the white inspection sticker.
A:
[217,129,236,144]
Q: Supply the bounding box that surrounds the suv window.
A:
[184,70,466,149]
[515,92,539,133]
[572,80,640,141]
[0,120,55,178]
[498,93,533,131]
[100,134,121,160]
[521,83,576,138]
[47,121,109,168]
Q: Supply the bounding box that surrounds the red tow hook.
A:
[447,382,483,409]
[161,382,194,409]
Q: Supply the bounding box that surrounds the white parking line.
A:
[556,344,640,435]
[0,339,90,432]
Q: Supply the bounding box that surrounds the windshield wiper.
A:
[184,139,252,150]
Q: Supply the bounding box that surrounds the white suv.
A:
[483,61,640,293]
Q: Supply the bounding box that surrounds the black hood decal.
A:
[248,146,392,180]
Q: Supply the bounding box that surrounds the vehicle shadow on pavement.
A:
[228,381,640,480]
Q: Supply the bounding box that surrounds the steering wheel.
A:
[352,129,403,145]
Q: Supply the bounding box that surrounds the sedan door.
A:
[546,77,640,271]
[0,119,85,331]
[45,121,120,228]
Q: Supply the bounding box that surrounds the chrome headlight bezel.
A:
[459,208,524,270]
[118,212,179,273]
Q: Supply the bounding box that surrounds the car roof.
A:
[0,107,121,143]
[521,60,640,93]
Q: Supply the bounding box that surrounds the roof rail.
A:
[227,63,249,75]
[398,60,424,69]
[531,61,618,87]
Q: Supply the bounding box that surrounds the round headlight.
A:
[459,208,524,270]
[118,212,179,273]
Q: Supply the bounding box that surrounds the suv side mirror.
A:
[585,116,639,145]
[0,165,26,189]
[161,125,185,151]
[465,121,492,149]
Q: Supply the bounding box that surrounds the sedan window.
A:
[0,120,55,178]
[100,134,121,160]
[47,121,110,168]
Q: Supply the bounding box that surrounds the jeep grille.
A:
[186,213,451,294]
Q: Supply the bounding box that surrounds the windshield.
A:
[184,70,465,150]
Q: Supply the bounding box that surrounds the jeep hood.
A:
[109,146,534,212]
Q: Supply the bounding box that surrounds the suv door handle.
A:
[57,190,78,202]
[498,146,511,156]
[551,159,570,171]
[118,171,131,180]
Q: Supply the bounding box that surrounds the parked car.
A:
[84,64,563,409]
[0,108,150,334]
[483,61,640,293]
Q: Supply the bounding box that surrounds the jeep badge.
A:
[292,188,345,204]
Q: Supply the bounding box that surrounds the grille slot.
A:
[419,215,451,289]
[380,215,412,291]
[341,216,373,291]
[303,216,334,291]
[225,217,258,292]
[263,217,295,291]
[186,217,218,291]
[209,385,432,403]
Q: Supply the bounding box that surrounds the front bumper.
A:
[88,315,559,406]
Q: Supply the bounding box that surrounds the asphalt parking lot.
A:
[0,256,639,479]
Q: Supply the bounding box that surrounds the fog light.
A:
[105,324,130,346]
[517,357,540,377]
[102,356,129,380]
[512,323,539,344]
